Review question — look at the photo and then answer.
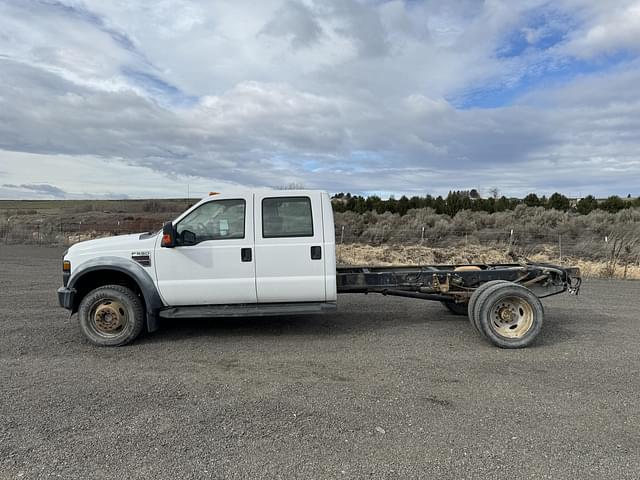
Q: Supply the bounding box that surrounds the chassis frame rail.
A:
[336,263,581,302]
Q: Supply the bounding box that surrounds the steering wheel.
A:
[195,222,208,234]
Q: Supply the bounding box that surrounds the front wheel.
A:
[77,285,145,347]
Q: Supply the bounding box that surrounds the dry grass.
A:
[336,243,640,279]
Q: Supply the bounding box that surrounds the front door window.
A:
[176,199,245,244]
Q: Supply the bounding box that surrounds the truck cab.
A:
[58,190,337,346]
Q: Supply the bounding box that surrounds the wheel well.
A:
[73,269,144,312]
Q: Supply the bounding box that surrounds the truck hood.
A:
[66,232,159,268]
[69,233,153,253]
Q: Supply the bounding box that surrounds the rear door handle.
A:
[241,247,252,262]
[311,246,322,260]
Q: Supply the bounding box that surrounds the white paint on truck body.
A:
[321,191,337,302]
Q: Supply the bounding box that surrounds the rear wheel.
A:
[468,280,509,333]
[78,285,145,347]
[475,283,544,348]
[441,301,469,315]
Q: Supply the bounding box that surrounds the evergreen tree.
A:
[600,195,626,213]
[547,192,570,211]
[576,195,598,214]
[397,195,409,216]
[331,191,630,216]
[523,193,540,207]
[495,196,511,212]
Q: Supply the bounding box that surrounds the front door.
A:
[154,195,257,306]
[254,192,326,303]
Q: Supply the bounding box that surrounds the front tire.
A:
[78,285,145,347]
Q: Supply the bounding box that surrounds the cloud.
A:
[260,1,324,49]
[0,151,239,199]
[0,181,132,200]
[561,1,640,59]
[2,183,67,198]
[0,0,638,199]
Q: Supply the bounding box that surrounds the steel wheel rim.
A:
[89,299,128,338]
[489,296,534,338]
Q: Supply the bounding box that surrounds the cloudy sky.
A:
[1,0,639,199]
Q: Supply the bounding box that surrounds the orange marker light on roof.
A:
[209,191,220,196]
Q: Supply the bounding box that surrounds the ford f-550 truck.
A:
[57,189,580,348]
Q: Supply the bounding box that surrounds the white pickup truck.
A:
[58,189,580,348]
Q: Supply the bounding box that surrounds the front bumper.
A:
[57,287,75,310]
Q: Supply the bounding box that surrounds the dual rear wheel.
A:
[468,281,544,348]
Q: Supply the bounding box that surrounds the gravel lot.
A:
[1,245,638,479]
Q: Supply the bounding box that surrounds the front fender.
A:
[67,256,164,333]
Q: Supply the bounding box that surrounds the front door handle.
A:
[241,247,252,262]
[311,246,322,260]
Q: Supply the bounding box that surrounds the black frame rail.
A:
[336,263,581,302]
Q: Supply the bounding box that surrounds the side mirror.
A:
[161,222,176,248]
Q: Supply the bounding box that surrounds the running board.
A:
[159,302,337,319]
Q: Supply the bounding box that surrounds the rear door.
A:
[254,192,326,303]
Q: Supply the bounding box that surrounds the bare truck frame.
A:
[337,262,581,348]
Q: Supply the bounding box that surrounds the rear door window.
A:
[262,197,313,238]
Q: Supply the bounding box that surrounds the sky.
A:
[0,0,639,200]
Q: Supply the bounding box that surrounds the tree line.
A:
[331,191,640,217]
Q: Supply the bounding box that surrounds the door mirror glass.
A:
[180,229,197,246]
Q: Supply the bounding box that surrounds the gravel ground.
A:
[0,245,638,479]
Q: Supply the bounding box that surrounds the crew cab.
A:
[58,189,581,348]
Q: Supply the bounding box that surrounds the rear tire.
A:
[441,301,469,316]
[475,283,544,348]
[468,280,509,333]
[78,285,145,347]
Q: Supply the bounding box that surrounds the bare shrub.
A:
[602,229,640,278]
[334,206,640,263]
[70,203,97,213]
[142,200,163,213]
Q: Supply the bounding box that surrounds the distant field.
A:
[0,198,193,213]
[0,198,194,245]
